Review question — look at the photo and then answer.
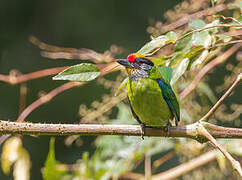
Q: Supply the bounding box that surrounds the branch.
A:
[152,150,218,180]
[0,66,68,85]
[180,43,241,99]
[198,124,242,176]
[159,4,227,33]
[200,73,242,121]
[0,121,241,140]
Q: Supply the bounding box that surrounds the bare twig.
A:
[180,43,241,100]
[17,81,84,122]
[200,73,242,121]
[19,83,27,114]
[197,124,242,177]
[152,150,218,180]
[0,66,68,85]
[29,36,113,63]
[152,152,175,173]
[159,4,227,33]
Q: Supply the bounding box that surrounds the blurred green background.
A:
[0,0,183,179]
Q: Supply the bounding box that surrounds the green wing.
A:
[157,79,180,125]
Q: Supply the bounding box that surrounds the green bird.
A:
[117,53,180,137]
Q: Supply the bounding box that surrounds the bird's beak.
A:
[116,59,134,69]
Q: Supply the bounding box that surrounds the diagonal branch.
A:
[200,73,242,121]
[197,124,242,177]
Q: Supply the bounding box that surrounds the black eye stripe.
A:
[135,57,154,66]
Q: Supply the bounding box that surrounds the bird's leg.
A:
[140,123,146,140]
[175,118,179,126]
[164,121,171,137]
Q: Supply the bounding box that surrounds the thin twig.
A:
[200,73,242,121]
[0,66,68,85]
[197,124,242,177]
[17,81,84,122]
[152,152,175,173]
[159,4,227,33]
[180,43,241,100]
[151,150,218,180]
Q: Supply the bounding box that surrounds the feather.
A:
[157,78,180,125]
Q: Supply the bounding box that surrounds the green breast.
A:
[127,78,173,127]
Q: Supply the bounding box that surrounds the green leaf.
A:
[192,31,212,48]
[165,31,178,42]
[190,50,209,69]
[115,77,128,96]
[137,35,168,56]
[157,66,173,83]
[189,19,206,30]
[175,33,193,52]
[216,34,232,43]
[43,138,66,180]
[233,2,242,10]
[53,63,100,81]
[171,57,189,85]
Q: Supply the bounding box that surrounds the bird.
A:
[117,53,180,138]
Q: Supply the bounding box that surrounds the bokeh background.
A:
[0,0,241,179]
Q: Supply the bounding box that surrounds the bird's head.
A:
[117,53,154,76]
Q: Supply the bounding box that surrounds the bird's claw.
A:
[165,121,171,137]
[140,123,145,140]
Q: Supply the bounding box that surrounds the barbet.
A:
[117,53,180,137]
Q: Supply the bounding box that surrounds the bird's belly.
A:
[127,78,173,127]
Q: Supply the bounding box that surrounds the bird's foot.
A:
[164,121,171,137]
[140,123,146,140]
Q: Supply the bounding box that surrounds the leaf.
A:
[53,63,100,81]
[157,66,173,83]
[216,34,232,43]
[191,31,212,48]
[175,33,193,52]
[233,2,242,10]
[185,46,204,60]
[189,19,206,30]
[165,31,178,42]
[190,49,209,69]
[137,35,168,56]
[171,57,190,85]
[43,138,66,180]
[115,77,128,96]
[1,137,31,180]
